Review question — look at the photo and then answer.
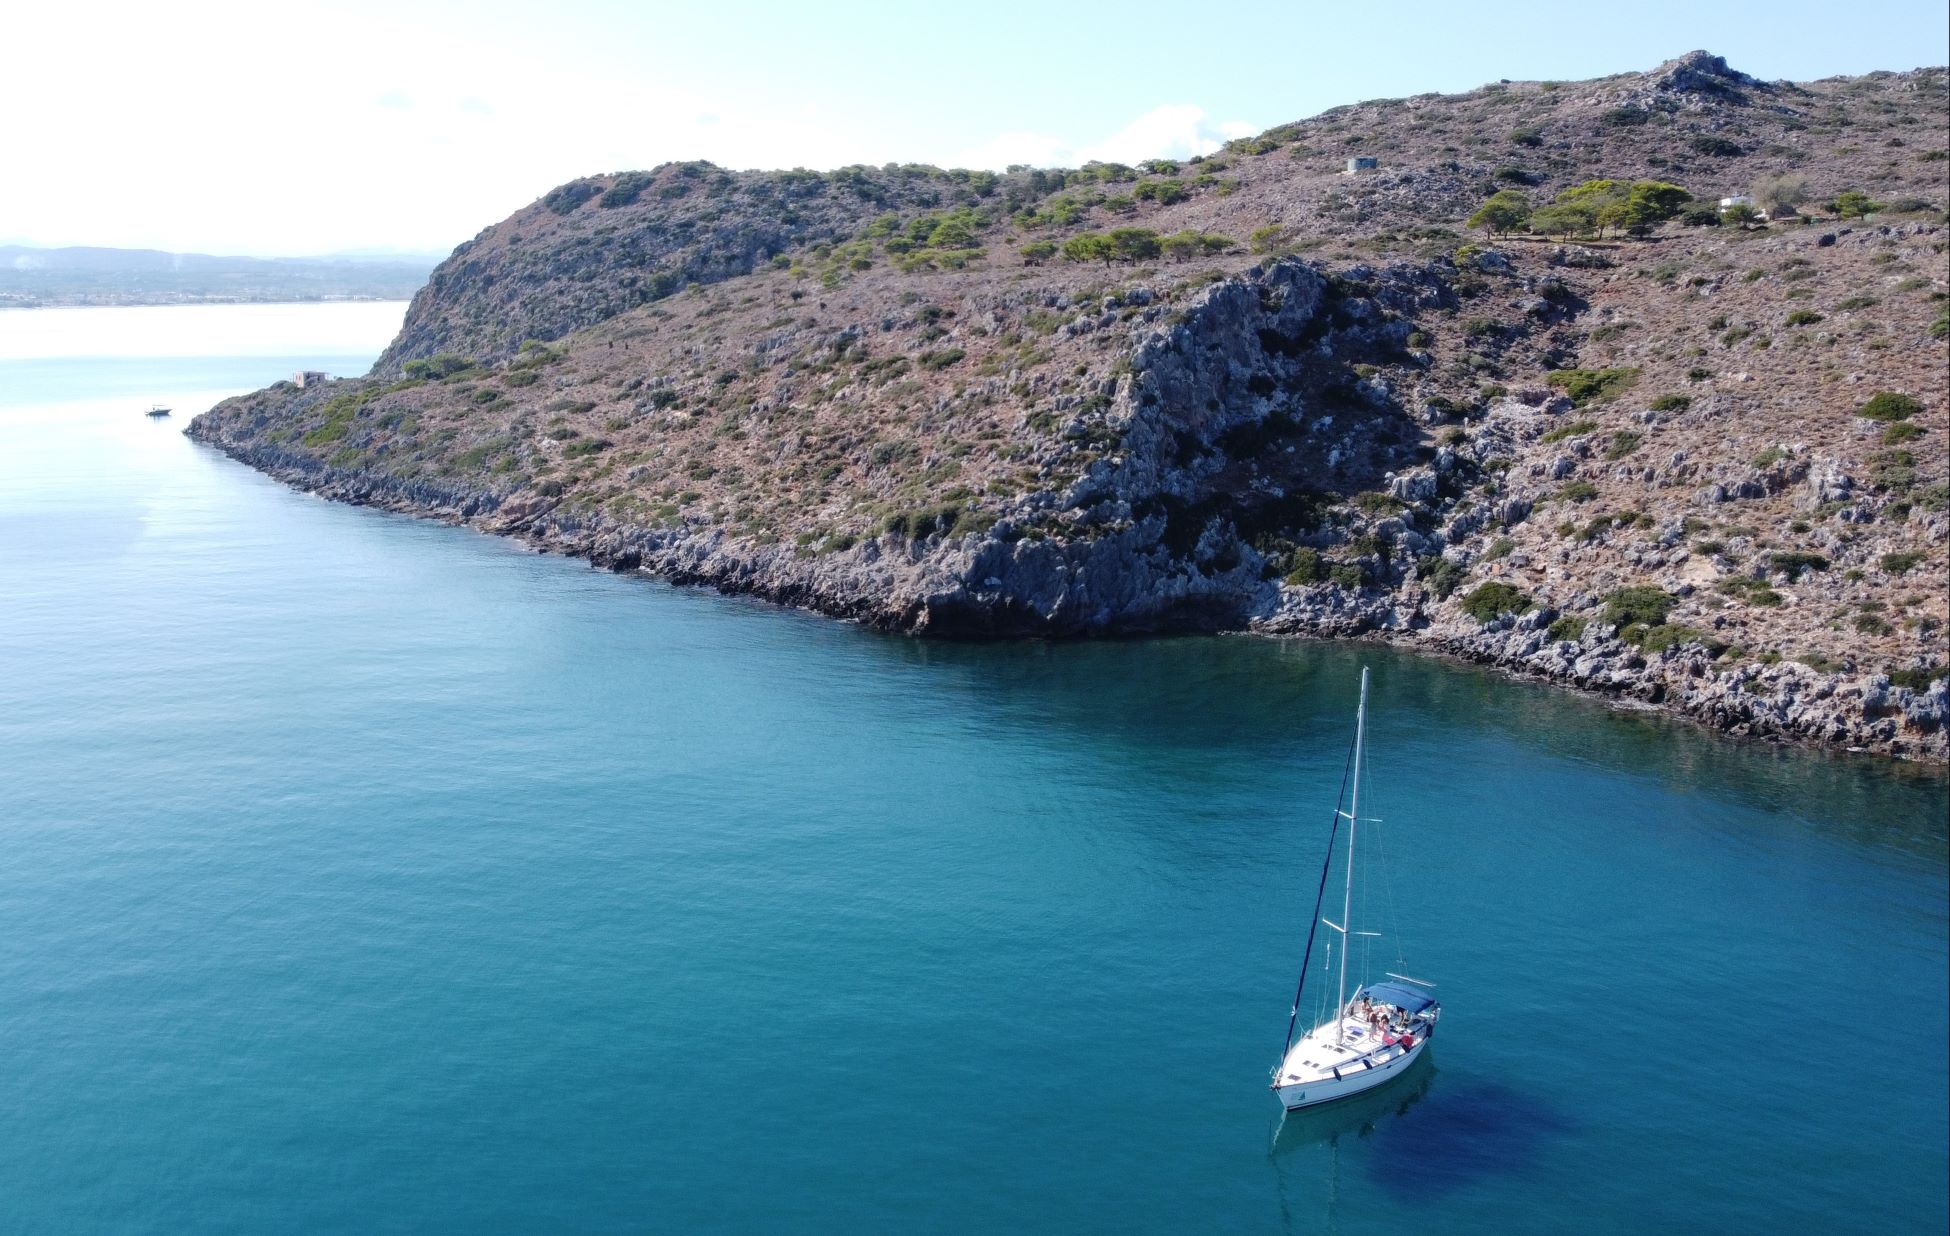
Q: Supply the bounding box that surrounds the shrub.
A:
[1785,310,1824,327]
[1603,586,1674,628]
[1887,666,1950,692]
[543,179,601,214]
[1689,136,1744,157]
[1881,550,1925,574]
[919,348,965,370]
[599,172,655,208]
[1649,394,1691,411]
[1509,127,1544,147]
[1883,422,1923,444]
[1539,419,1597,443]
[1418,556,1466,599]
[1019,241,1057,265]
[1604,431,1643,460]
[1718,577,1784,607]
[1547,614,1588,642]
[1468,189,1532,236]
[1828,189,1880,218]
[1679,207,1723,227]
[1634,623,1712,654]
[1857,392,1921,422]
[1249,224,1288,254]
[1284,547,1325,585]
[1768,551,1829,580]
[1459,582,1528,622]
[1558,480,1599,502]
[1546,367,1639,405]
[1328,563,1365,591]
[1752,174,1808,217]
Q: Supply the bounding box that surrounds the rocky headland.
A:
[191,53,1950,760]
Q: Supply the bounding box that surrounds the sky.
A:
[4,0,1945,257]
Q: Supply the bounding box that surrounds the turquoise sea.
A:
[1,303,1945,1233]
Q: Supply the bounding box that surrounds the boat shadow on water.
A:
[1271,1056,1578,1208]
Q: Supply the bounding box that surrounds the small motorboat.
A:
[145,405,172,417]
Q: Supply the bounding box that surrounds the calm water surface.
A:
[1,304,1945,1233]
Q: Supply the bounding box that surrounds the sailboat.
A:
[1271,668,1440,1111]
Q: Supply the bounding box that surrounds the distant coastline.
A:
[1,244,437,310]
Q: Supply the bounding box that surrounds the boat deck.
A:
[1278,1017,1414,1084]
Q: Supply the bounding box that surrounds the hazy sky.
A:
[6,0,1944,256]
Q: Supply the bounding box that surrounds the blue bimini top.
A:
[1360,981,1438,1014]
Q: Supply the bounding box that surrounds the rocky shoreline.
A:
[185,424,1948,762]
[183,56,1949,765]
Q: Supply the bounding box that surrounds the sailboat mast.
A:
[1336,668,1368,1046]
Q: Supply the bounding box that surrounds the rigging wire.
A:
[1279,726,1360,1064]
[1367,729,1409,971]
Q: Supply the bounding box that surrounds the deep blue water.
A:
[1,304,1945,1234]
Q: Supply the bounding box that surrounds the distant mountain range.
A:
[0,245,442,307]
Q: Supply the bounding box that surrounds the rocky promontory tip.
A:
[192,54,1950,760]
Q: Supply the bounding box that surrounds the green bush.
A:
[1649,394,1691,411]
[1881,550,1925,574]
[1888,665,1950,692]
[1547,614,1588,642]
[1418,556,1466,599]
[919,348,965,370]
[1249,224,1288,254]
[543,179,601,214]
[1634,623,1710,654]
[1718,577,1784,607]
[1828,189,1880,218]
[1328,563,1366,591]
[1540,419,1598,443]
[1604,431,1643,460]
[1019,241,1057,265]
[1558,480,1599,503]
[1603,585,1674,628]
[1546,367,1639,405]
[401,353,475,381]
[1857,392,1922,422]
[599,172,655,208]
[1768,551,1829,580]
[1284,547,1325,585]
[1459,582,1528,622]
[1467,189,1532,237]
[1785,310,1824,327]
[1689,136,1744,157]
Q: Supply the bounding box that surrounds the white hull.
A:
[1272,1018,1432,1111]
